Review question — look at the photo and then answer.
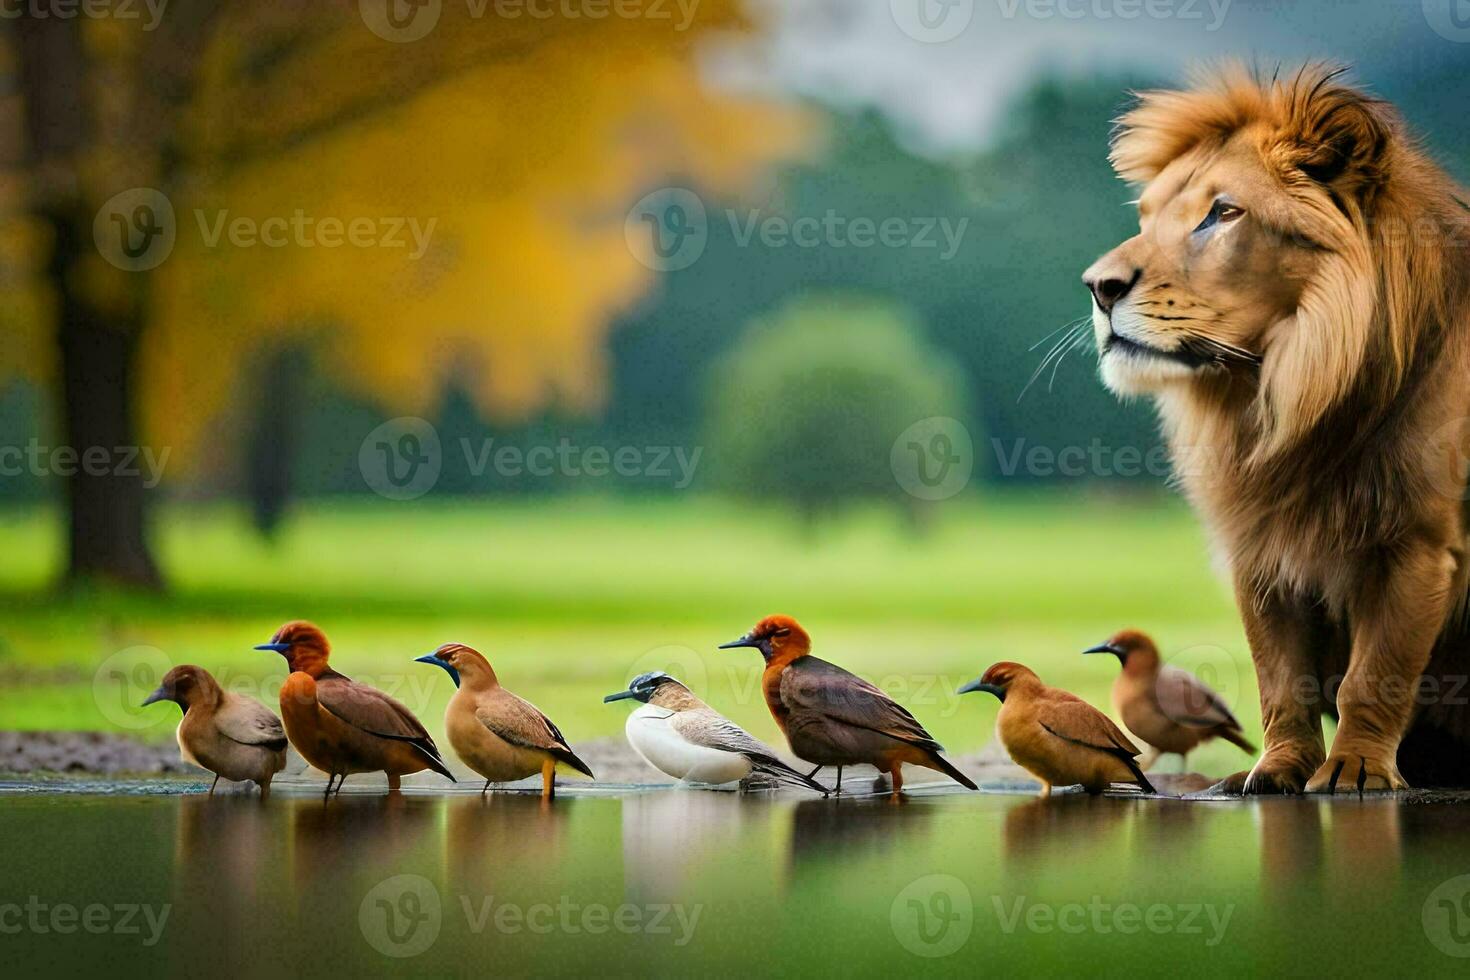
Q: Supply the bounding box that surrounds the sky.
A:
[718,0,1469,153]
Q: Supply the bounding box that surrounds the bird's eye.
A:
[1193,199,1244,234]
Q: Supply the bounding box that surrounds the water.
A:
[3,782,1468,976]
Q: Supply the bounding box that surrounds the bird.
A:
[718,615,977,799]
[957,661,1154,797]
[415,643,593,798]
[603,671,829,793]
[255,621,455,797]
[1084,629,1256,770]
[142,665,288,799]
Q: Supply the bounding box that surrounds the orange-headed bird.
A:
[1084,629,1255,770]
[415,643,593,798]
[958,661,1154,797]
[142,665,287,799]
[719,615,977,798]
[256,621,454,796]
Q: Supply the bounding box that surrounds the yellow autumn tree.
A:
[3,2,811,586]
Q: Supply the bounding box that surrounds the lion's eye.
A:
[1193,199,1244,234]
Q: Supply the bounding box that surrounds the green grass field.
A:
[0,493,1258,774]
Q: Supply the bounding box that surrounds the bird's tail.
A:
[1120,753,1156,795]
[1218,725,1257,756]
[921,750,979,791]
[553,746,596,780]
[752,756,829,794]
[411,740,457,782]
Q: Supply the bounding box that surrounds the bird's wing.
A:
[316,671,455,779]
[780,657,942,751]
[215,694,287,751]
[475,693,594,778]
[1154,667,1241,729]
[670,709,781,760]
[1039,697,1143,758]
[316,671,433,741]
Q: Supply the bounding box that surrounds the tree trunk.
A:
[17,16,162,588]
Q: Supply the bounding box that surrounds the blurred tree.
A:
[1,3,809,587]
[705,293,966,522]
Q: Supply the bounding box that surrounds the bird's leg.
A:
[805,765,823,780]
[1039,781,1052,799]
[387,773,401,794]
[259,776,272,803]
[482,779,491,797]
[541,759,556,799]
[208,774,220,797]
[335,774,348,796]
[323,774,336,801]
[834,766,843,796]
[888,762,904,802]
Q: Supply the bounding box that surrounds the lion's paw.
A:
[1210,757,1313,796]
[1304,754,1407,795]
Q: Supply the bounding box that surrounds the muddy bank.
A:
[0,729,1219,796]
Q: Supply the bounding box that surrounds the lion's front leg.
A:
[1223,583,1328,795]
[1304,541,1455,794]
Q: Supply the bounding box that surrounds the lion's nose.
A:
[1083,269,1140,314]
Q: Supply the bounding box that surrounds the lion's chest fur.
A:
[1162,387,1465,612]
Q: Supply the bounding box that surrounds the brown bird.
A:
[1084,630,1256,770]
[142,665,287,799]
[416,643,593,798]
[256,621,455,797]
[958,661,1154,797]
[719,615,977,799]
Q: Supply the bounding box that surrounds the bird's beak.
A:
[957,678,1004,699]
[603,689,637,703]
[254,642,290,653]
[140,685,169,707]
[414,653,461,689]
[1083,642,1125,657]
[718,634,760,650]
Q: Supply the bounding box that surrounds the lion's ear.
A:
[1288,87,1392,193]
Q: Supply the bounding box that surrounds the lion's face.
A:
[1083,133,1319,396]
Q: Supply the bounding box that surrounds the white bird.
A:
[603,672,828,792]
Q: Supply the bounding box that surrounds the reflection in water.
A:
[623,789,777,903]
[785,796,933,884]
[445,792,568,895]
[288,793,438,900]
[1003,794,1139,868]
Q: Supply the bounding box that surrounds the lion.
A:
[1082,64,1470,794]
